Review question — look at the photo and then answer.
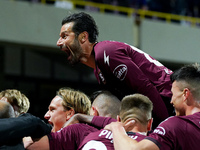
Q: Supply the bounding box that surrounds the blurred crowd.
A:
[22,0,200,18]
[88,0,200,18]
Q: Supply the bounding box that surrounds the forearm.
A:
[91,116,116,128]
[0,113,51,142]
[63,114,116,129]
[77,113,94,124]
[63,113,94,127]
[26,135,49,150]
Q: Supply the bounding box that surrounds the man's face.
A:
[44,96,68,132]
[170,81,186,116]
[57,22,83,65]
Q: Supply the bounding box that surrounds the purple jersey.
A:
[146,112,200,150]
[78,129,146,150]
[91,116,117,129]
[93,41,172,122]
[48,123,98,150]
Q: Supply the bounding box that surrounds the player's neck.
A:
[129,125,147,136]
[80,42,96,69]
[186,106,200,116]
[80,54,96,69]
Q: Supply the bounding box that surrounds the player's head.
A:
[170,63,200,116]
[0,100,15,118]
[44,87,91,132]
[119,94,153,131]
[61,12,99,43]
[0,89,30,117]
[57,12,98,65]
[90,90,120,119]
[58,87,91,114]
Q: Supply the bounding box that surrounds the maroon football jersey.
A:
[48,123,98,150]
[93,41,173,123]
[91,116,117,129]
[146,112,200,150]
[78,129,146,150]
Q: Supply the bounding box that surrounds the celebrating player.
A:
[57,12,174,127]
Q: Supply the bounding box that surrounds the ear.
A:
[78,31,88,44]
[183,88,190,101]
[90,106,99,116]
[183,88,194,105]
[147,118,153,131]
[117,115,121,122]
[66,109,75,121]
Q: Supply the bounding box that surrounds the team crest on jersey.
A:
[113,64,127,81]
[153,127,166,135]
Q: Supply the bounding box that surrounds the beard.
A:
[65,38,83,65]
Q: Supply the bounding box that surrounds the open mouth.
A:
[48,121,53,126]
[60,45,71,58]
[64,49,71,57]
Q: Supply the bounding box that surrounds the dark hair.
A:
[62,12,99,43]
[170,63,200,100]
[90,90,120,119]
[170,63,200,83]
[90,90,113,102]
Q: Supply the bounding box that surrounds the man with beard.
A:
[56,12,174,128]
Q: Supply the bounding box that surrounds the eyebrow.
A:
[62,30,69,34]
[59,30,70,37]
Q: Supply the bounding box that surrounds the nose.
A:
[44,111,50,120]
[170,98,173,105]
[57,38,63,47]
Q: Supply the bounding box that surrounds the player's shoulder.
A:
[95,41,125,55]
[161,116,182,123]
[165,113,200,124]
[157,115,195,130]
[71,123,98,131]
[95,41,130,65]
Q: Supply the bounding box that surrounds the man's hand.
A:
[23,136,33,149]
[124,120,136,131]
[104,120,135,132]
[63,113,94,128]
